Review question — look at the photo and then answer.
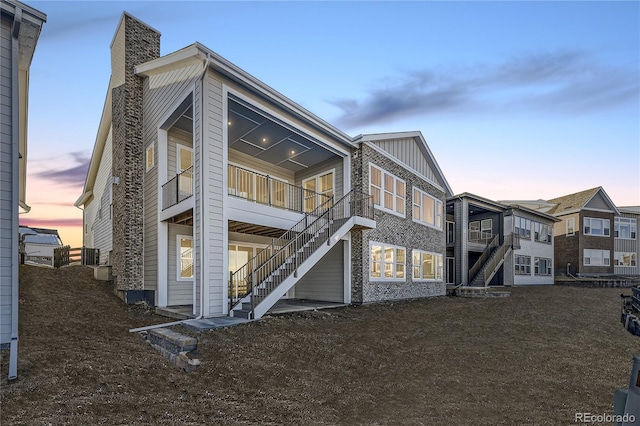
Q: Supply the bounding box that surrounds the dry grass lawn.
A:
[1,265,638,425]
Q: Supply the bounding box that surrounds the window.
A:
[446,221,455,244]
[534,222,552,243]
[615,217,637,239]
[370,164,405,216]
[370,242,405,280]
[146,144,155,171]
[583,249,610,266]
[177,235,194,280]
[303,170,334,213]
[534,257,552,275]
[412,250,443,281]
[412,187,443,229]
[514,216,531,240]
[614,252,637,267]
[515,255,531,275]
[583,217,610,237]
[469,219,492,243]
[566,218,575,236]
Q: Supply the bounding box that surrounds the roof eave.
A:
[135,43,355,149]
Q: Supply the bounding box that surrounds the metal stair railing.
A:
[482,233,519,285]
[228,189,374,316]
[468,234,499,284]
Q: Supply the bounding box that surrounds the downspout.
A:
[9,6,23,381]
[195,53,211,319]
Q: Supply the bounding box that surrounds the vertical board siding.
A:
[167,223,194,305]
[614,212,640,275]
[142,64,200,294]
[0,16,13,343]
[372,138,437,184]
[204,72,225,316]
[294,241,344,302]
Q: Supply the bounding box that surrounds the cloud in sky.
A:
[34,151,89,188]
[332,50,640,129]
[20,218,83,228]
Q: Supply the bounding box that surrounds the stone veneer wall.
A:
[351,144,446,304]
[111,15,160,292]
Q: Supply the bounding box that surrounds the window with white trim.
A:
[566,218,575,236]
[146,144,155,171]
[370,242,405,280]
[412,187,443,229]
[303,169,334,213]
[534,257,552,275]
[469,219,492,243]
[614,252,637,267]
[614,217,637,239]
[515,255,531,275]
[177,235,194,280]
[533,221,552,243]
[583,249,610,266]
[370,164,405,216]
[412,250,443,281]
[583,217,610,237]
[514,216,531,240]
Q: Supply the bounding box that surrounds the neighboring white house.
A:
[19,226,63,267]
[76,13,453,321]
[0,0,46,380]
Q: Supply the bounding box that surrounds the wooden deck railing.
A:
[53,246,100,268]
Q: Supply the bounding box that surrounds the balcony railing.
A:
[228,164,332,213]
[468,232,495,245]
[162,166,193,210]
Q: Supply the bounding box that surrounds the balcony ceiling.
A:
[228,101,336,172]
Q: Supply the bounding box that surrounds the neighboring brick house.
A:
[76,13,453,320]
[0,0,46,380]
[540,187,619,277]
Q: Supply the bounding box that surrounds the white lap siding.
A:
[167,223,193,306]
[84,129,113,263]
[0,15,13,345]
[142,64,201,298]
[201,72,225,316]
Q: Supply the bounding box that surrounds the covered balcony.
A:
[162,165,193,210]
[226,96,349,230]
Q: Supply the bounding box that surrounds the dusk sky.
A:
[19,1,640,248]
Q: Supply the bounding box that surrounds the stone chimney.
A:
[110,13,160,296]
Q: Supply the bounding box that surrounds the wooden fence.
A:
[53,246,100,268]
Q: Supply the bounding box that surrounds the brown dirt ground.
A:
[1,265,638,425]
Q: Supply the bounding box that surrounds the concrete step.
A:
[232,309,252,319]
[142,327,200,373]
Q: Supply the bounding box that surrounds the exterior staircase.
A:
[469,233,520,287]
[228,189,375,320]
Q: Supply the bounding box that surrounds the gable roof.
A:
[546,186,620,216]
[353,131,453,197]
